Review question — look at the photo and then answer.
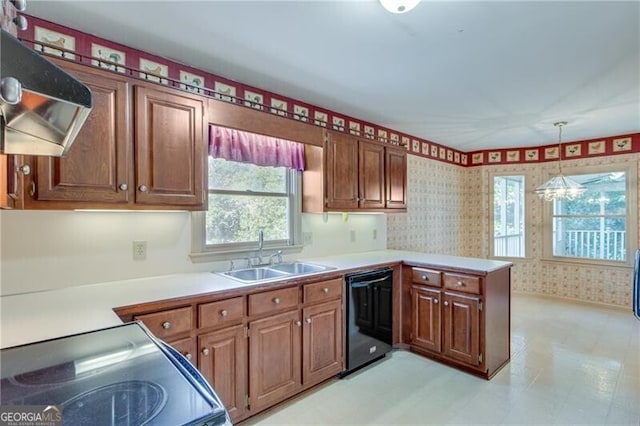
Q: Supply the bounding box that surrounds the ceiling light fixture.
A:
[535,121,586,202]
[379,0,420,14]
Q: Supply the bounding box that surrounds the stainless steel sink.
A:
[269,262,330,274]
[217,262,335,283]
[221,267,289,282]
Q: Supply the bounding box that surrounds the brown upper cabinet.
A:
[303,130,407,212]
[5,59,206,210]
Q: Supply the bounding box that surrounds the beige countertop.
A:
[0,250,511,349]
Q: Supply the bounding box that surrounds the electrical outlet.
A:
[133,241,147,260]
[373,229,378,240]
[350,229,356,243]
[302,232,313,246]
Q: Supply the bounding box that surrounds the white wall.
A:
[0,210,386,296]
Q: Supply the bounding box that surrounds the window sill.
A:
[189,244,304,264]
[540,257,633,270]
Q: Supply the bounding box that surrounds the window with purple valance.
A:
[208,125,305,171]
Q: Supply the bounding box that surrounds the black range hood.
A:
[0,29,92,156]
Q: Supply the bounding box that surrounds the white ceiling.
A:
[28,0,640,151]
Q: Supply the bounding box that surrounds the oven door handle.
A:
[350,275,391,288]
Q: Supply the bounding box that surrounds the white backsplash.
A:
[0,210,386,296]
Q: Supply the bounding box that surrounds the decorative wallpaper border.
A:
[468,133,640,167]
[19,16,639,168]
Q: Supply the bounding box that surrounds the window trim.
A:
[190,167,303,264]
[489,172,529,260]
[541,161,638,268]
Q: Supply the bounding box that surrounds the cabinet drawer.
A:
[412,268,442,287]
[167,337,196,362]
[303,278,343,304]
[443,273,481,295]
[248,286,298,317]
[134,306,193,339]
[199,296,244,329]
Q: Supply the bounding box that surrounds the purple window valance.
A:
[208,125,305,171]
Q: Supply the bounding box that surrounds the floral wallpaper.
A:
[387,156,465,255]
[389,153,640,309]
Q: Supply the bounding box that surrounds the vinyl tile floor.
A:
[243,294,640,425]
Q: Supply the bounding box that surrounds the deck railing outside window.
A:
[556,229,626,261]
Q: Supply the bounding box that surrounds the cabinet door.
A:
[199,325,247,422]
[358,140,385,209]
[33,66,131,204]
[134,85,205,208]
[385,146,407,209]
[411,285,441,352]
[325,132,358,210]
[249,310,301,412]
[302,300,343,386]
[1,154,25,209]
[442,292,480,366]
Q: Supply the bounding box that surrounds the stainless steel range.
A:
[0,322,231,425]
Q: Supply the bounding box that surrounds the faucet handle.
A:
[269,250,284,264]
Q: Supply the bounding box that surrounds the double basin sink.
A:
[218,262,335,283]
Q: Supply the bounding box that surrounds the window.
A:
[191,157,301,261]
[542,162,638,266]
[491,175,525,258]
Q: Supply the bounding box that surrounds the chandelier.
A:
[379,0,420,14]
[535,121,586,201]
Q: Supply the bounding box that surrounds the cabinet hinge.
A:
[479,353,483,363]
[244,394,250,408]
[478,302,483,311]
[244,326,250,338]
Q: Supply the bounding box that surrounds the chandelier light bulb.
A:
[379,0,420,14]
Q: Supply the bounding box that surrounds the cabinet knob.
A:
[17,164,31,175]
[10,0,27,11]
[306,318,312,324]
[162,321,171,329]
[444,301,449,306]
[0,77,22,105]
[295,320,301,327]
[119,183,128,191]
[13,15,28,31]
[434,299,439,304]
[185,353,192,360]
[220,309,228,317]
[273,297,280,305]
[202,348,210,356]
[421,275,428,281]
[138,184,148,192]
[456,281,465,287]
[322,287,329,294]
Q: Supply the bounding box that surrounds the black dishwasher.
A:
[343,267,393,376]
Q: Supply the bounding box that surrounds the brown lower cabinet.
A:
[302,299,342,385]
[115,275,344,424]
[404,265,510,379]
[249,309,302,413]
[199,324,247,421]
